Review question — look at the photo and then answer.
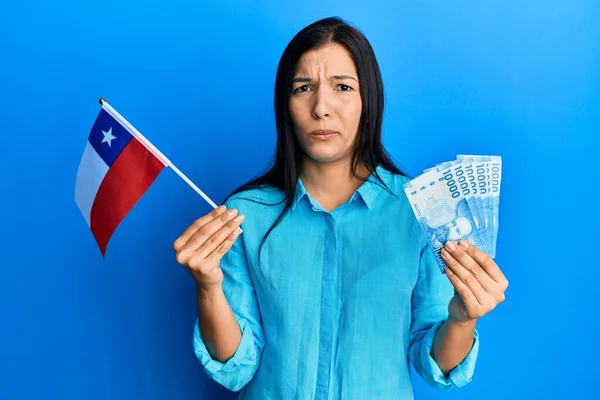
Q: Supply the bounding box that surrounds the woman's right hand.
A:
[173,205,244,292]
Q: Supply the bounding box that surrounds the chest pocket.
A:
[252,220,326,297]
[256,229,324,292]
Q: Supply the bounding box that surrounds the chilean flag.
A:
[75,104,167,256]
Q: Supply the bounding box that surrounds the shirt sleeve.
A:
[192,197,265,392]
[408,236,480,391]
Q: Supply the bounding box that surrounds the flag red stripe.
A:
[90,138,165,256]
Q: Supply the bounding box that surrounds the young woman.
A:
[173,16,508,400]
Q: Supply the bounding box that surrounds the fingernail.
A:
[234,214,244,222]
[227,208,238,216]
[446,241,457,251]
[459,240,470,249]
[235,227,243,234]
[217,205,226,212]
[441,249,449,258]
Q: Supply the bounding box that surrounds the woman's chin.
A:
[304,150,348,165]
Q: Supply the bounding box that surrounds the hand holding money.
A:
[404,155,508,321]
[442,239,508,322]
[404,155,502,272]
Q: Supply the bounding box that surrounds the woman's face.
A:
[289,42,362,166]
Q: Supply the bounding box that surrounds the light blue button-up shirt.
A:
[193,165,479,399]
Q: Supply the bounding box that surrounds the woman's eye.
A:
[293,85,311,94]
[337,84,352,91]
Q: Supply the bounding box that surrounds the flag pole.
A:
[98,98,220,209]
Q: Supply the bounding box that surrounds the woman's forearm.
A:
[430,318,476,375]
[196,285,242,363]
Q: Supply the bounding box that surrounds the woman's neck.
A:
[300,158,370,212]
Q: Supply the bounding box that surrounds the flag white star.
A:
[101,127,117,147]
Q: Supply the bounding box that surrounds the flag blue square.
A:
[88,108,133,167]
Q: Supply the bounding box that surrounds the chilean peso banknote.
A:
[403,155,502,273]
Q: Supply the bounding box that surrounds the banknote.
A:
[433,159,490,255]
[404,155,502,273]
[457,155,502,257]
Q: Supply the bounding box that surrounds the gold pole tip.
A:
[98,98,106,105]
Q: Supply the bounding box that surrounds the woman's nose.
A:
[312,90,332,119]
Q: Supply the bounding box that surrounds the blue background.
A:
[1,1,598,399]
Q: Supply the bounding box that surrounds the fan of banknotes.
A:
[403,155,502,273]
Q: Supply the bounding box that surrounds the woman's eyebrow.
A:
[292,77,312,83]
[330,75,358,82]
[292,75,358,83]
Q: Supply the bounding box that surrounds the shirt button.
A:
[325,215,335,230]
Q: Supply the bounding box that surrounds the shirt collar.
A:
[292,175,311,210]
[291,165,387,211]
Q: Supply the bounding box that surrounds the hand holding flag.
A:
[172,205,245,291]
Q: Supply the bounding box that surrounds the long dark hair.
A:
[225,16,406,258]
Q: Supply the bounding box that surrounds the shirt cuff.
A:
[420,319,480,389]
[193,316,258,377]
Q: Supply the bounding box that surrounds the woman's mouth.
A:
[310,129,338,140]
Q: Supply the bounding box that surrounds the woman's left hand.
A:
[441,239,509,323]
